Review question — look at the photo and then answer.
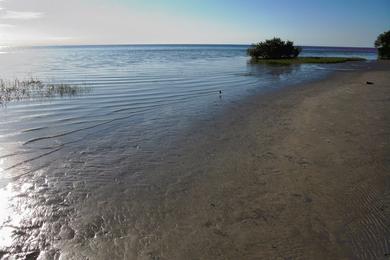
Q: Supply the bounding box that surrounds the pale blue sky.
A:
[0,0,389,46]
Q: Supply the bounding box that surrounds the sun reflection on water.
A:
[0,149,26,252]
[0,46,9,55]
[0,183,15,249]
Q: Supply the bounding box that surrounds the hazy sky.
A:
[0,0,389,46]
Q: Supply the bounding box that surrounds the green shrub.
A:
[247,38,301,60]
[375,30,390,59]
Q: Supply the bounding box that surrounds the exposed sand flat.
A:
[142,62,390,259]
[58,62,390,259]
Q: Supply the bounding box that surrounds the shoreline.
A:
[139,60,390,259]
[249,57,366,65]
[4,61,389,259]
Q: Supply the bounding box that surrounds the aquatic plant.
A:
[0,78,90,105]
[375,30,390,59]
[248,38,301,60]
[250,57,365,65]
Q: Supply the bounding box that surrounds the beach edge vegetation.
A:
[0,78,90,105]
[375,30,390,59]
[248,37,366,65]
[250,57,365,65]
[247,38,301,60]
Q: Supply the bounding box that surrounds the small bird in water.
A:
[366,81,374,85]
[218,90,223,99]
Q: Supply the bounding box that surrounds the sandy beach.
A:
[127,61,390,259]
[1,59,389,259]
[0,0,389,258]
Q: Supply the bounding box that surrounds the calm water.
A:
[0,45,377,259]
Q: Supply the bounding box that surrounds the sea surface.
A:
[0,45,377,258]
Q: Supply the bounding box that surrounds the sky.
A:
[0,0,389,47]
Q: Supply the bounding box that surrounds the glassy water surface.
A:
[0,45,377,258]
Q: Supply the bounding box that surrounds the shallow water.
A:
[0,45,377,259]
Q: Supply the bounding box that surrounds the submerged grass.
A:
[250,57,366,65]
[0,78,90,105]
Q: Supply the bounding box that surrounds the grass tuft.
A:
[0,78,90,105]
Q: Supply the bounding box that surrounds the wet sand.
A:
[15,61,389,259]
[132,61,390,259]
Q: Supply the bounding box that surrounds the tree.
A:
[375,31,390,59]
[247,38,301,60]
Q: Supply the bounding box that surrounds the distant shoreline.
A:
[249,56,367,65]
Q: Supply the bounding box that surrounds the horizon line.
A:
[3,43,377,49]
